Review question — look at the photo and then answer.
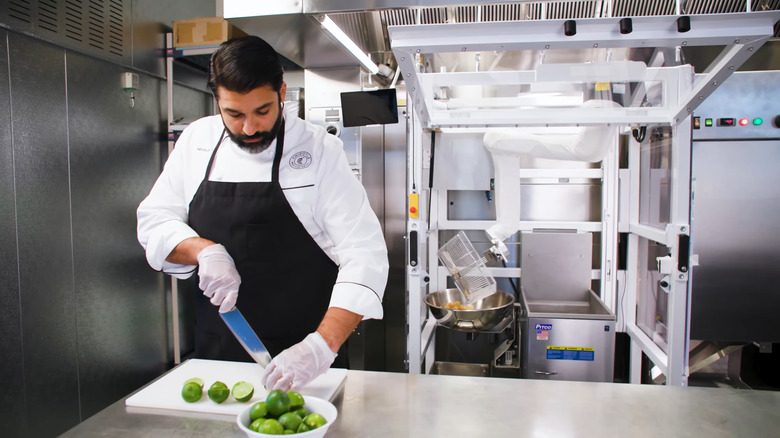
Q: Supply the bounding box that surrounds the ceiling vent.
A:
[1,0,131,63]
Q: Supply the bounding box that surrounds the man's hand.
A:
[196,244,240,313]
[261,332,337,391]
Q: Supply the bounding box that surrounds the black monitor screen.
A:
[340,89,399,127]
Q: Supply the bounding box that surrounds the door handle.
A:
[534,370,558,376]
[409,230,418,267]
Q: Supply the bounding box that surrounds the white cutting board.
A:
[125,359,347,416]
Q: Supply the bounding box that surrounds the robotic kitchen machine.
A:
[393,11,780,384]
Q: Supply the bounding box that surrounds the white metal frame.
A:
[406,108,438,374]
[624,119,693,386]
[390,12,779,130]
[396,12,779,384]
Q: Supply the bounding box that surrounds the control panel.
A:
[692,71,780,141]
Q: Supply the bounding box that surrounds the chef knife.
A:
[220,307,271,367]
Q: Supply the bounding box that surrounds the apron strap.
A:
[271,118,286,183]
[203,128,227,181]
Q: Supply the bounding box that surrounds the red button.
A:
[410,207,417,214]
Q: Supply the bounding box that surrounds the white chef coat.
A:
[137,113,388,319]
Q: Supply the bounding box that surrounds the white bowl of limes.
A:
[236,389,337,437]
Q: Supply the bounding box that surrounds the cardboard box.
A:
[173,17,247,48]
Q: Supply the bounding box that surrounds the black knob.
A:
[564,20,577,36]
[677,16,691,33]
[326,125,338,135]
[773,115,780,128]
[619,17,633,34]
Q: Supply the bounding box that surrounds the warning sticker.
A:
[546,346,595,361]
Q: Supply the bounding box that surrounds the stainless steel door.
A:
[690,139,780,342]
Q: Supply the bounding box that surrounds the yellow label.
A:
[594,82,610,91]
[409,193,419,218]
[547,346,595,351]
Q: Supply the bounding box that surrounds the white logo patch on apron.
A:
[290,151,312,169]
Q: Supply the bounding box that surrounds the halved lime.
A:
[287,391,305,410]
[181,381,203,403]
[232,381,254,402]
[207,381,230,404]
[183,377,204,387]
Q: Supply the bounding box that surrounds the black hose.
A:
[427,131,436,229]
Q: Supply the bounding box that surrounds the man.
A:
[137,36,388,391]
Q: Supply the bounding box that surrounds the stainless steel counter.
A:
[61,369,780,437]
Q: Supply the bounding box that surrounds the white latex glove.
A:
[196,244,240,313]
[261,332,337,391]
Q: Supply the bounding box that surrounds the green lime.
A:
[249,418,265,432]
[257,418,285,435]
[181,381,202,403]
[265,389,291,417]
[296,422,311,433]
[303,413,328,429]
[207,381,230,404]
[232,381,254,403]
[249,401,268,421]
[278,412,303,431]
[292,407,308,418]
[183,377,204,387]
[287,391,305,409]
[283,430,294,435]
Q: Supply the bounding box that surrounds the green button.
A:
[704,118,713,127]
[753,118,763,126]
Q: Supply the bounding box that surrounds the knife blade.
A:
[220,307,271,367]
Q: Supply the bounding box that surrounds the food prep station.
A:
[61,363,780,437]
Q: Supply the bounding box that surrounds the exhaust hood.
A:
[222,0,779,72]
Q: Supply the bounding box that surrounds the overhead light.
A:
[318,15,379,75]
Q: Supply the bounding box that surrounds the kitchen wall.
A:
[0,1,215,436]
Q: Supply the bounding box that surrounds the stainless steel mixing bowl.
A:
[425,288,515,331]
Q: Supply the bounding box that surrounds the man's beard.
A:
[226,107,283,154]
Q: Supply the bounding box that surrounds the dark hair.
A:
[207,36,284,98]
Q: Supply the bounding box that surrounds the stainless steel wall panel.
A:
[0,28,27,438]
[8,33,80,437]
[1,5,215,436]
[65,50,171,419]
[377,112,410,372]
[349,124,387,370]
[361,125,385,222]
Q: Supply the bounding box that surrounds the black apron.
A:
[187,120,344,365]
